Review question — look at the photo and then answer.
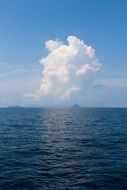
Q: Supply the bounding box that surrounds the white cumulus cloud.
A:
[24,36,101,104]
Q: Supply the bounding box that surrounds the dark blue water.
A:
[0,108,127,190]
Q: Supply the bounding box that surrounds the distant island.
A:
[71,104,81,108]
[7,105,22,108]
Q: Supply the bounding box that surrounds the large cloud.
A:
[24,36,101,104]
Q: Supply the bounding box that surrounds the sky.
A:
[0,0,127,107]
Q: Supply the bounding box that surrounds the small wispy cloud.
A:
[0,69,27,78]
[0,62,7,66]
[94,78,127,87]
[24,35,101,103]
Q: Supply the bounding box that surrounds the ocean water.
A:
[0,108,127,190]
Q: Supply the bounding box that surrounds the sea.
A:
[0,108,127,190]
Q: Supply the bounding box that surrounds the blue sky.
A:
[0,0,127,107]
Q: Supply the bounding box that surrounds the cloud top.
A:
[25,36,101,104]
